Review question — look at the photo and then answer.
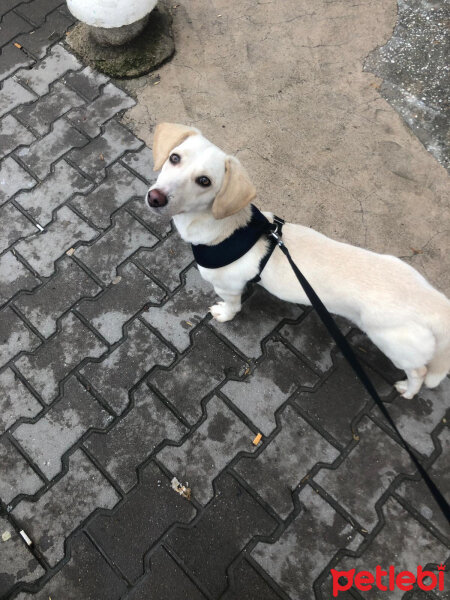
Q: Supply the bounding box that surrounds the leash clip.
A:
[269,225,284,247]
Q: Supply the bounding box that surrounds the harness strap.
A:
[269,229,450,524]
[249,215,285,284]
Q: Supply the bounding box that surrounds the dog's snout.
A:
[147,189,168,208]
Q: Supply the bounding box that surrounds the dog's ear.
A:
[153,122,199,170]
[212,157,257,219]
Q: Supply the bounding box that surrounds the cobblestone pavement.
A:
[0,2,449,599]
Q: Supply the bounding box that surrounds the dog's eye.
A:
[169,153,181,164]
[196,175,211,187]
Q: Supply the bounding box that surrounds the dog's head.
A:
[146,122,256,219]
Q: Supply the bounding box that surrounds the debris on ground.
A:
[171,477,191,500]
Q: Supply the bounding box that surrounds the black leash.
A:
[267,228,450,524]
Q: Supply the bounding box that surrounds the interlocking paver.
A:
[127,195,173,237]
[0,113,35,159]
[14,256,101,337]
[15,311,107,403]
[0,77,36,119]
[85,382,187,492]
[15,531,128,600]
[121,146,158,183]
[15,159,92,226]
[142,266,216,351]
[211,286,302,358]
[222,338,318,436]
[134,232,194,290]
[70,161,147,228]
[87,461,196,583]
[81,318,175,414]
[235,404,340,518]
[0,202,37,252]
[13,448,120,566]
[151,326,246,425]
[0,156,36,205]
[67,82,135,137]
[78,261,165,343]
[158,395,255,504]
[16,44,81,95]
[0,368,42,434]
[63,65,109,101]
[67,118,142,182]
[16,117,87,179]
[15,0,66,25]
[14,205,97,277]
[14,80,85,136]
[1,0,30,18]
[0,515,44,597]
[0,306,40,368]
[222,559,282,600]
[0,435,43,503]
[166,472,277,599]
[0,10,33,47]
[0,251,40,305]
[14,376,112,479]
[75,211,156,284]
[0,44,34,82]
[252,485,361,600]
[16,8,74,58]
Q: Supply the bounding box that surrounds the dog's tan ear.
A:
[212,157,257,219]
[153,122,199,170]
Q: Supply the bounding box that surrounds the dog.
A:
[145,122,450,399]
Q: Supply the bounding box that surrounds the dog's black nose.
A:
[147,189,168,208]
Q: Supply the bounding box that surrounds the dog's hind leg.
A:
[394,366,427,399]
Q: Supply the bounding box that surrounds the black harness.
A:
[191,204,285,283]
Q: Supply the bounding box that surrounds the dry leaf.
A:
[1,531,11,542]
[66,247,75,256]
[171,477,191,500]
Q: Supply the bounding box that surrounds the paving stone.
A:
[1,0,31,17]
[15,311,107,403]
[0,202,37,252]
[0,77,36,119]
[15,256,101,337]
[14,205,97,277]
[78,261,165,344]
[0,113,35,159]
[13,448,120,566]
[15,159,92,226]
[16,44,81,95]
[15,0,65,25]
[14,376,112,479]
[348,329,405,383]
[293,353,392,446]
[125,546,207,600]
[151,326,246,425]
[67,82,135,137]
[63,65,109,101]
[0,368,42,434]
[15,531,128,600]
[16,117,87,179]
[158,395,255,505]
[16,8,74,58]
[222,559,282,600]
[81,318,175,414]
[70,161,147,228]
[0,156,36,205]
[0,10,33,47]
[88,461,196,583]
[142,266,215,352]
[252,485,361,600]
[314,416,413,530]
[222,338,318,436]
[0,435,43,503]
[67,119,142,182]
[166,472,277,598]
[85,383,187,492]
[14,81,85,136]
[235,404,340,518]
[75,211,156,284]
[121,146,158,183]
[397,425,450,537]
[211,286,302,358]
[135,232,194,290]
[0,43,34,81]
[0,514,44,596]
[0,251,40,305]
[327,496,449,600]
[0,306,40,368]
[127,195,173,237]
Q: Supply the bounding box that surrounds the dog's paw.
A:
[394,380,414,399]
[209,302,236,323]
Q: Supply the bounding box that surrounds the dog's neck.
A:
[173,205,252,245]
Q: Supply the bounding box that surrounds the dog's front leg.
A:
[209,287,242,323]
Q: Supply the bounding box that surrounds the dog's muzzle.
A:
[147,188,168,208]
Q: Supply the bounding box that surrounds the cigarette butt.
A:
[253,433,262,446]
[14,42,22,49]
[19,530,32,546]
[66,247,75,256]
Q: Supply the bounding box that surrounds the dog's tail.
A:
[425,300,450,389]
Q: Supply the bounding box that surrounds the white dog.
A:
[146,122,450,399]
